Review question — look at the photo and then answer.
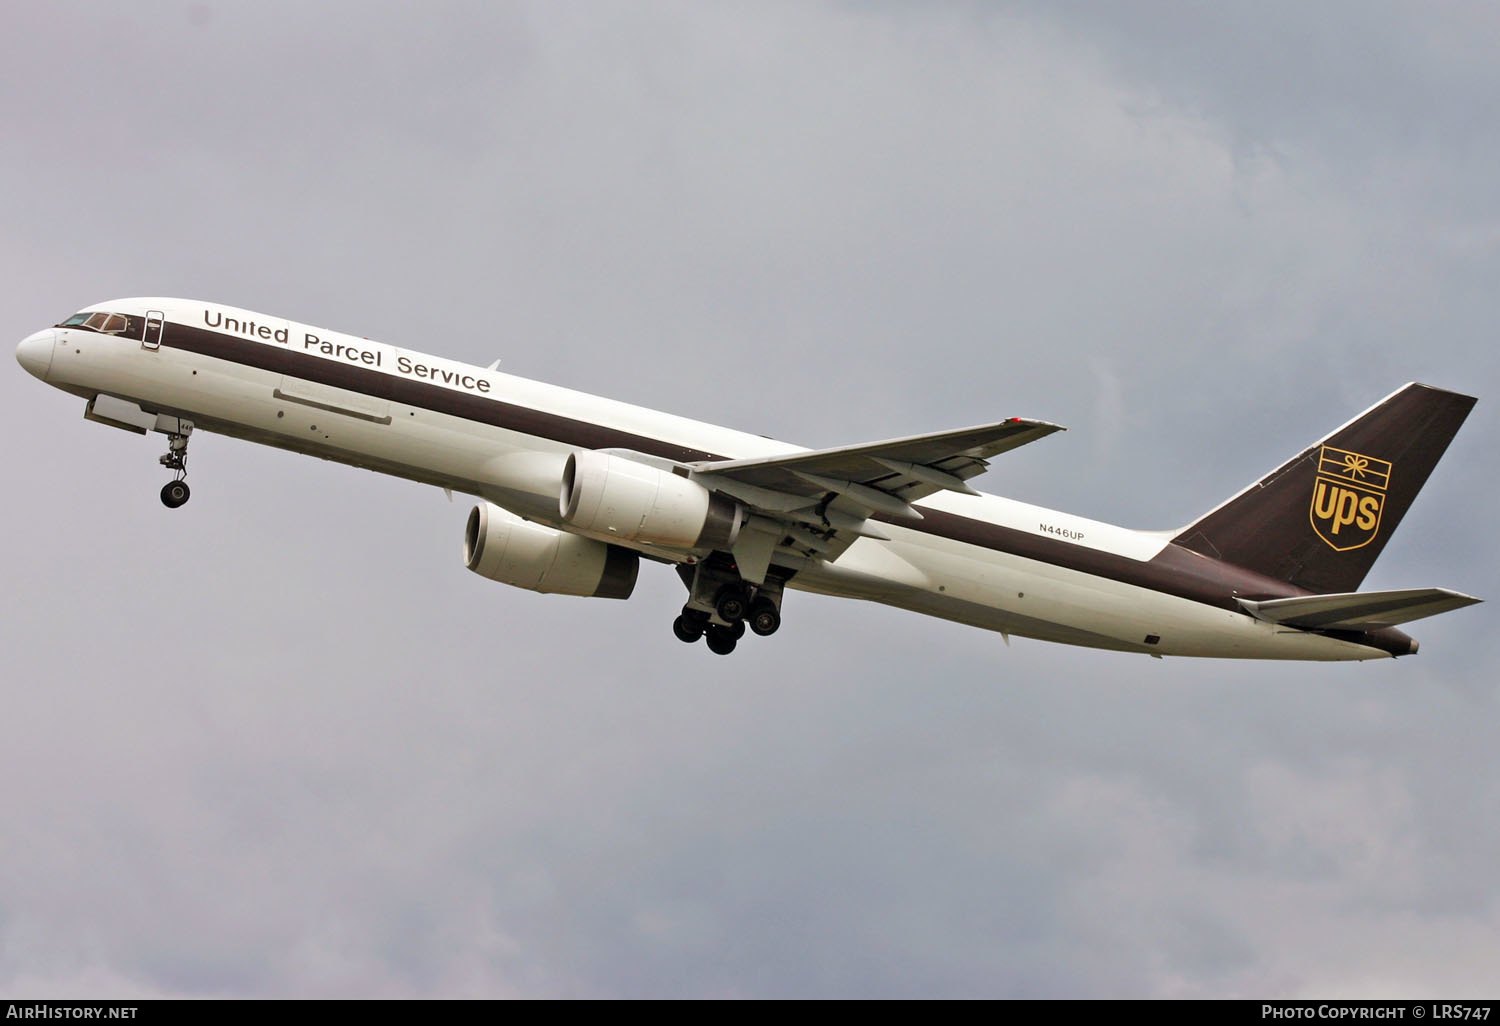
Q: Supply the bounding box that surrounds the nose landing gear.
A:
[157,423,193,508]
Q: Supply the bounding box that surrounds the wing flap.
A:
[1237,588,1482,631]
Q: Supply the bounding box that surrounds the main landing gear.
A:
[157,422,193,509]
[671,559,785,656]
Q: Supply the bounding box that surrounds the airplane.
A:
[16,298,1481,660]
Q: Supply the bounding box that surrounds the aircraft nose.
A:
[16,329,55,380]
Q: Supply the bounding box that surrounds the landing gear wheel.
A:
[160,480,191,509]
[672,614,705,644]
[704,626,738,655]
[748,598,781,637]
[714,586,749,624]
[728,619,747,641]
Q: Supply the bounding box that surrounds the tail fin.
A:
[1173,383,1476,594]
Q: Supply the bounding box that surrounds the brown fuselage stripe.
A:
[159,322,1412,656]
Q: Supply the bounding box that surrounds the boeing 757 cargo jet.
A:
[16,300,1481,659]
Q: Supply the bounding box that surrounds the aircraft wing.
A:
[688,418,1063,582]
[692,418,1064,510]
[1236,588,1482,631]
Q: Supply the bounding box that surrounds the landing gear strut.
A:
[157,423,193,508]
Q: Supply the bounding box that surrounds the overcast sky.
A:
[2,0,1496,998]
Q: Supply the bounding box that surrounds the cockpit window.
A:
[57,311,143,340]
[60,311,124,333]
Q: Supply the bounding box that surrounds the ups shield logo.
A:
[1310,445,1392,551]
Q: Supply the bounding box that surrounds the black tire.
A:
[748,598,781,636]
[729,618,746,640]
[160,480,191,509]
[672,614,704,644]
[704,626,738,655]
[714,586,748,624]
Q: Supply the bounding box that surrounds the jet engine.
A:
[464,502,638,599]
[560,450,742,550]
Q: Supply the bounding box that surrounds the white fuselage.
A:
[18,298,1391,661]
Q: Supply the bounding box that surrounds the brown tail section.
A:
[1173,383,1477,594]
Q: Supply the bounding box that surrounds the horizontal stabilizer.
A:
[1236,588,1482,631]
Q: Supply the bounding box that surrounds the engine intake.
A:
[464,502,638,599]
[560,450,742,550]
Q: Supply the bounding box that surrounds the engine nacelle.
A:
[464,502,638,599]
[560,450,742,550]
